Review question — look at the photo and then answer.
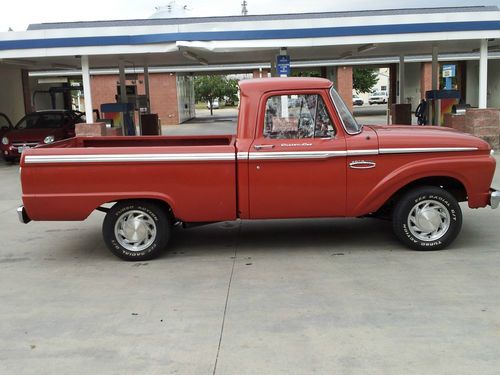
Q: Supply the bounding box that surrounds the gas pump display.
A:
[101,103,136,136]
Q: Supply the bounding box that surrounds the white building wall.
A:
[404,62,421,110]
[487,60,500,109]
[466,60,479,107]
[176,74,195,123]
[466,60,500,109]
[0,65,25,122]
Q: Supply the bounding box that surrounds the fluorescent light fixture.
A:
[358,44,377,53]
[339,51,353,59]
[182,50,208,65]
[0,58,37,67]
[51,63,77,69]
[38,77,68,84]
[182,51,199,61]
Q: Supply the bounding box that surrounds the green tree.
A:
[353,67,379,93]
[194,75,239,115]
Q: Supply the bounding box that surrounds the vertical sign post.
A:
[276,55,291,77]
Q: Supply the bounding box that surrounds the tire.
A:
[392,186,462,251]
[102,200,171,261]
[3,156,16,163]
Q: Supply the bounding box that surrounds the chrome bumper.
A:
[17,206,31,224]
[491,190,500,209]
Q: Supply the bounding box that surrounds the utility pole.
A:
[241,1,248,16]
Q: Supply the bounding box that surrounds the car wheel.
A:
[3,156,16,164]
[103,200,171,261]
[392,186,462,251]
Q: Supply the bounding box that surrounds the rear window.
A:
[16,113,65,130]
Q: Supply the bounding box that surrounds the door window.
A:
[264,94,334,139]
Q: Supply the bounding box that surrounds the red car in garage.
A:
[1,110,84,162]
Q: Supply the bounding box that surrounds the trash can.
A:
[391,104,412,125]
[140,114,161,135]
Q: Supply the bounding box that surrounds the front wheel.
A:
[103,200,171,261]
[392,187,462,251]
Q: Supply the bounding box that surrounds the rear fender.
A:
[23,192,177,221]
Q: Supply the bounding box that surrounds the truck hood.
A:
[367,125,491,152]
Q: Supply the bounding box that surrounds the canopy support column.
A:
[479,39,488,109]
[81,55,93,124]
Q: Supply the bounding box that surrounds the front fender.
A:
[349,154,495,217]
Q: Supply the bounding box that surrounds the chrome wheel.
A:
[407,200,451,242]
[114,210,157,252]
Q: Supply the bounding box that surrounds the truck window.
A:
[264,94,335,139]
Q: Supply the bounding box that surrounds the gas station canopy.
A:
[0,6,499,70]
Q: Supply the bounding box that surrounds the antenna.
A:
[241,1,248,16]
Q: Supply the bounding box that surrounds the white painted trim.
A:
[26,51,500,78]
[24,153,236,164]
[379,147,479,154]
[479,39,489,109]
[23,147,480,164]
[346,149,379,156]
[249,151,347,160]
[81,55,93,125]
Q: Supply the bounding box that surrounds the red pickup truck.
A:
[17,78,499,261]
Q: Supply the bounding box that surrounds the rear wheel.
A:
[103,200,171,261]
[392,186,462,250]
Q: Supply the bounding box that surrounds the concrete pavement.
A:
[0,155,499,374]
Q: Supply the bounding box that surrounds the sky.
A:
[1,0,499,32]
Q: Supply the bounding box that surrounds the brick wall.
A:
[420,62,436,99]
[149,73,179,125]
[335,66,353,113]
[90,75,117,118]
[90,73,179,126]
[444,108,500,149]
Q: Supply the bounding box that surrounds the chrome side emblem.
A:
[349,160,376,169]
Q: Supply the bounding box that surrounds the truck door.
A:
[248,91,347,219]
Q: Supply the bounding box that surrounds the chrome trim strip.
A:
[491,190,500,209]
[237,152,249,160]
[380,147,479,154]
[249,151,346,160]
[24,153,236,164]
[347,149,379,156]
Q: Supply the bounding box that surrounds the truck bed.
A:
[20,135,238,222]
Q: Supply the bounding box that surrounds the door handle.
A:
[349,160,376,169]
[254,144,275,150]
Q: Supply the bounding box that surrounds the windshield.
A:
[330,87,362,135]
[15,113,65,130]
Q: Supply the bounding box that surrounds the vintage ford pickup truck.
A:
[17,78,499,260]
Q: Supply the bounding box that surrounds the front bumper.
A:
[17,206,31,224]
[491,189,500,209]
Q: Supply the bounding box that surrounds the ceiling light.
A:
[358,44,377,53]
[182,50,208,65]
[339,51,353,59]
[0,58,37,67]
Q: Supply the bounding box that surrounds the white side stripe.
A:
[24,153,235,164]
[249,151,346,160]
[24,147,480,164]
[379,147,478,154]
